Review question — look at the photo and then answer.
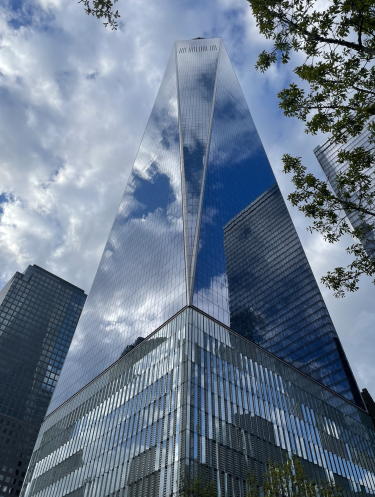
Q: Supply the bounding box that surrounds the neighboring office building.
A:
[21,39,375,497]
[314,126,375,258]
[0,265,86,496]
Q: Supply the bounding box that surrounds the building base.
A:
[21,307,375,497]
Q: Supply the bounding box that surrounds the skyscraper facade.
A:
[21,39,375,497]
[314,125,375,259]
[0,265,86,496]
[223,183,361,405]
[47,38,361,414]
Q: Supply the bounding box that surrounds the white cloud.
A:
[0,0,374,399]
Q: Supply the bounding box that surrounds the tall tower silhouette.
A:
[22,39,375,497]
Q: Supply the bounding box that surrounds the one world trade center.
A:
[22,38,375,497]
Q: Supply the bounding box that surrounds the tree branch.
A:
[276,11,375,56]
[315,78,375,96]
[358,11,364,48]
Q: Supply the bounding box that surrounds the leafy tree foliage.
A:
[247,456,342,496]
[179,459,341,496]
[180,478,217,497]
[247,0,375,296]
[79,0,120,29]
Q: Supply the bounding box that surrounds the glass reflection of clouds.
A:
[176,39,220,299]
[192,43,275,325]
[48,37,362,415]
[23,309,375,497]
[190,43,362,408]
[223,185,363,408]
[48,48,185,413]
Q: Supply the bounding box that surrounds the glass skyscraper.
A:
[314,125,375,259]
[21,39,375,497]
[0,265,86,496]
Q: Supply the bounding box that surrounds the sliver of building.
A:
[21,39,375,497]
[314,125,375,259]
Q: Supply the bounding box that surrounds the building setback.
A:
[0,265,86,496]
[21,39,375,497]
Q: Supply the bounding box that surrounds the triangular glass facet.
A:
[192,42,276,322]
[176,40,220,299]
[47,48,186,412]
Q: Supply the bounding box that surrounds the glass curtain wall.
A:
[0,265,86,496]
[48,38,363,415]
[22,308,375,497]
[48,49,186,413]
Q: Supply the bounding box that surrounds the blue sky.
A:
[0,0,374,397]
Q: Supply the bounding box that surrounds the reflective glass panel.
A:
[0,265,86,494]
[22,308,375,497]
[48,48,186,413]
[176,39,220,297]
[49,38,363,414]
[191,41,362,407]
[314,123,375,259]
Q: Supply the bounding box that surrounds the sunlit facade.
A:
[20,39,375,497]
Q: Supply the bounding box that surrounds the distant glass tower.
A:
[0,265,86,496]
[21,39,375,497]
[314,126,375,259]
